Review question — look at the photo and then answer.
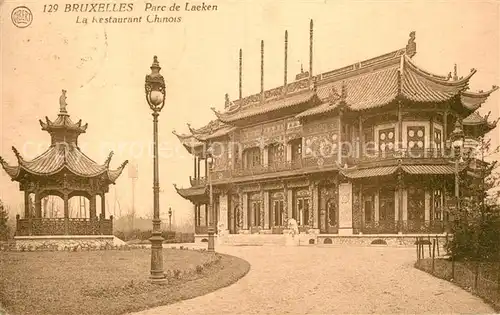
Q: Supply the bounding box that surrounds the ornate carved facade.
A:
[174,23,498,237]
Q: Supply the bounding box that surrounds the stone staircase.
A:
[221,234,288,246]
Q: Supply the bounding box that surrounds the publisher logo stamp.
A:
[11,6,33,28]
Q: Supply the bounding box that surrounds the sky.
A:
[1,0,499,225]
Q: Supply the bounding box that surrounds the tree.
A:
[445,137,500,261]
[0,200,11,241]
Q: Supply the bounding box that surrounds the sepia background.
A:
[1,0,499,229]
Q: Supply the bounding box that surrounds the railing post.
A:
[432,238,436,273]
[15,214,20,236]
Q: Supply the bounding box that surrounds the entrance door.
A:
[271,198,285,234]
[319,185,337,234]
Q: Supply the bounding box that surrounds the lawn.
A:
[0,248,250,315]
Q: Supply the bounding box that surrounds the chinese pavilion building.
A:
[174,21,498,244]
[0,91,128,249]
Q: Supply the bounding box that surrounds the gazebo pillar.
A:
[101,193,106,218]
[90,194,97,219]
[34,193,42,218]
[63,193,69,235]
[24,191,30,218]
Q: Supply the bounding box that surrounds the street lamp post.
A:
[451,120,465,221]
[168,207,172,232]
[206,148,215,252]
[145,56,167,284]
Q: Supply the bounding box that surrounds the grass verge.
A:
[415,258,500,312]
[0,249,250,315]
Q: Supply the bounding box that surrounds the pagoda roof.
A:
[173,184,208,203]
[0,145,128,183]
[298,55,491,119]
[462,111,498,135]
[176,31,498,154]
[212,89,318,124]
[39,113,88,133]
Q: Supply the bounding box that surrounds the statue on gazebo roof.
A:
[59,89,68,113]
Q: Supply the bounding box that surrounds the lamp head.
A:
[145,55,166,112]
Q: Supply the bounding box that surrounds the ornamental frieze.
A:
[242,185,261,193]
[263,182,284,191]
[264,86,284,100]
[303,118,339,135]
[287,78,309,94]
[288,179,310,189]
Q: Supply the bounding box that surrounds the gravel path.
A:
[131,245,494,314]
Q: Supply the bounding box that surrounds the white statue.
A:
[217,221,225,237]
[287,218,299,237]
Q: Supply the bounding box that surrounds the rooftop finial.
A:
[59,89,68,114]
[406,31,416,58]
[453,64,458,81]
[151,55,160,69]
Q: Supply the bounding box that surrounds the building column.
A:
[338,182,353,235]
[263,191,270,229]
[197,157,201,179]
[358,117,363,158]
[219,193,228,232]
[374,190,380,222]
[263,147,269,167]
[242,193,248,230]
[194,156,197,179]
[312,183,319,229]
[397,171,404,233]
[287,189,293,221]
[194,204,198,228]
[398,99,403,150]
[402,189,408,221]
[308,183,314,228]
[425,190,431,222]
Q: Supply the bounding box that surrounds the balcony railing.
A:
[205,147,457,183]
[190,176,207,187]
[354,148,453,163]
[15,215,114,236]
[357,220,447,234]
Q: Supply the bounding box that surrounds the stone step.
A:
[222,234,288,246]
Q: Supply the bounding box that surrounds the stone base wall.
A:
[14,235,114,251]
[316,234,449,247]
[194,234,210,244]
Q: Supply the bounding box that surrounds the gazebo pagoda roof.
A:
[0,92,128,184]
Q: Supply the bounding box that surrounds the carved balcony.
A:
[190,176,207,187]
[353,148,454,164]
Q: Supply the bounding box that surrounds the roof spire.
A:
[260,40,264,103]
[59,89,68,114]
[284,30,288,96]
[309,19,314,88]
[453,64,458,81]
[239,48,243,100]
